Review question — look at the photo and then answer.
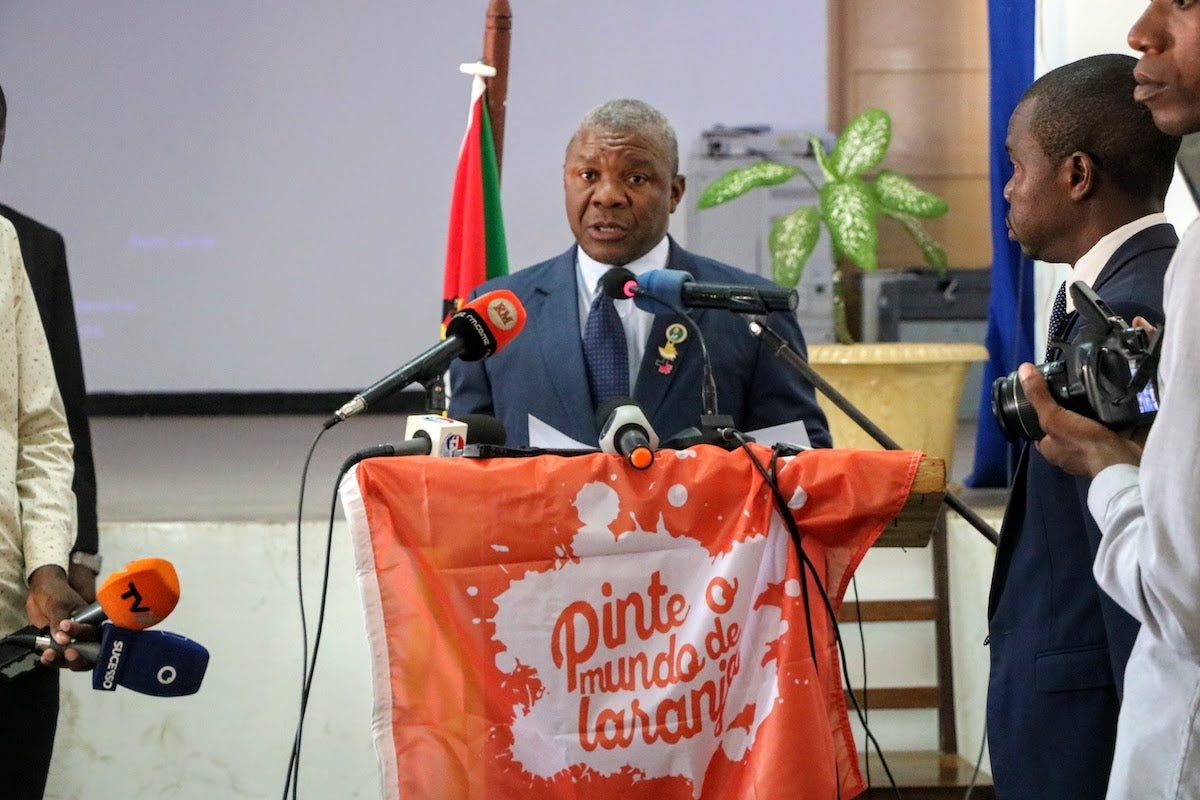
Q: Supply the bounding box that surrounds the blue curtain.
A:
[966,0,1037,488]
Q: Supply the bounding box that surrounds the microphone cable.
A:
[645,290,719,418]
[847,576,873,788]
[726,432,901,799]
[281,424,341,800]
[281,425,322,800]
[602,269,719,418]
[288,457,345,800]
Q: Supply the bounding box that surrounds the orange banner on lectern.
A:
[339,444,922,800]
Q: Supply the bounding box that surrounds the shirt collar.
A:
[577,236,671,296]
[1069,213,1168,312]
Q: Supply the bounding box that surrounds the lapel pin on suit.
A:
[655,322,688,374]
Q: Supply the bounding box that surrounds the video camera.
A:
[991,281,1162,441]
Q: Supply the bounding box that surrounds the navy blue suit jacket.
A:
[986,222,1177,800]
[448,240,831,449]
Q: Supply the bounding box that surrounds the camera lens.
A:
[990,371,1045,441]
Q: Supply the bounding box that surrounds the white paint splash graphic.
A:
[490,479,793,796]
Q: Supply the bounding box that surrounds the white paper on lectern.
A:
[745,420,812,450]
[527,414,812,451]
[528,415,595,449]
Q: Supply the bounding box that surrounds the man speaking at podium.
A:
[450,98,830,449]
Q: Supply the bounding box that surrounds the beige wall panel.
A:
[838,0,988,72]
[830,0,992,273]
[847,71,989,176]
[876,176,992,269]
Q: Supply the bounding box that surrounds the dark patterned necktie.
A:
[1046,281,1068,359]
[583,288,629,408]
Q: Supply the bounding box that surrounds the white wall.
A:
[47,521,380,799]
[0,1,827,393]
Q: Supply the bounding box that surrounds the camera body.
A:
[991,281,1162,441]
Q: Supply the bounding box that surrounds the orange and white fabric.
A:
[340,444,922,799]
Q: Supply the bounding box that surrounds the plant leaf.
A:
[810,136,837,182]
[769,206,822,287]
[874,170,949,218]
[821,179,878,271]
[695,161,801,209]
[886,209,948,273]
[830,108,891,179]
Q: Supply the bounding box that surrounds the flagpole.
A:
[482,0,511,180]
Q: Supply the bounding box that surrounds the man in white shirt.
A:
[1018,2,1200,797]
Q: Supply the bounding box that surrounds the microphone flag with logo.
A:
[92,625,210,697]
[327,289,526,427]
[72,557,181,629]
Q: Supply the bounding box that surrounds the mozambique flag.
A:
[443,71,509,326]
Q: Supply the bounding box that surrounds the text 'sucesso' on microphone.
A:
[326,289,526,428]
[91,624,210,697]
[71,557,180,630]
[597,397,659,470]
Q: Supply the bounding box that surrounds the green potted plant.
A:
[697,108,987,469]
[696,107,949,343]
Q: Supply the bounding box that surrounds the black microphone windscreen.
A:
[444,308,495,361]
[595,395,637,430]
[600,268,638,300]
[459,414,507,446]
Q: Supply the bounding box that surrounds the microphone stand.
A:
[424,373,447,414]
[749,318,999,546]
[631,286,740,451]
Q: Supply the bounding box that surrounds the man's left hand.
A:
[26,564,95,671]
[1019,363,1143,477]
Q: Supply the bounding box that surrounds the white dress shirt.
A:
[1087,218,1200,800]
[575,237,670,393]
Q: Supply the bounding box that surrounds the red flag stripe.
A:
[443,74,507,325]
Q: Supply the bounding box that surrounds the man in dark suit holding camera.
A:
[986,54,1181,800]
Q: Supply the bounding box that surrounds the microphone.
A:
[609,268,797,315]
[600,267,640,302]
[91,624,210,697]
[402,414,470,457]
[2,630,103,664]
[0,625,47,680]
[597,397,659,470]
[445,413,507,447]
[71,558,181,629]
[326,289,526,428]
[600,268,721,420]
[1,622,209,696]
[0,557,180,680]
[339,413,508,472]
